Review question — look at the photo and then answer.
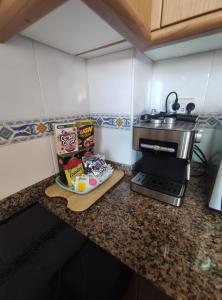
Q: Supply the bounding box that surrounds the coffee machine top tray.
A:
[134,119,198,132]
[137,112,199,131]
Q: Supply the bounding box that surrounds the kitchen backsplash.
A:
[1,113,221,147]
[1,35,222,200]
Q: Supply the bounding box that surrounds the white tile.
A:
[151,52,213,113]
[94,127,133,165]
[87,49,134,114]
[133,51,153,115]
[193,128,222,165]
[0,35,43,121]
[204,49,222,113]
[0,137,56,200]
[34,42,89,117]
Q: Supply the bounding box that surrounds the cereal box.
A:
[76,120,94,150]
[54,123,78,155]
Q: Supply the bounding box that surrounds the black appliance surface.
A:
[0,203,87,300]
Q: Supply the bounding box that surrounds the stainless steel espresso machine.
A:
[131,116,199,206]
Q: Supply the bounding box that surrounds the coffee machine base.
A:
[131,172,186,207]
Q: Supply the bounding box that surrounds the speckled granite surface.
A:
[1,169,222,300]
[0,176,55,222]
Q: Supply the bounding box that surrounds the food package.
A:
[54,123,78,155]
[57,149,94,185]
[73,175,99,193]
[63,158,84,187]
[82,154,113,179]
[76,120,94,150]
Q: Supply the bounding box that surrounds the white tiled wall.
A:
[87,49,134,165]
[94,128,133,165]
[150,49,222,165]
[87,49,153,165]
[87,49,134,114]
[34,42,89,117]
[133,50,153,115]
[1,35,89,122]
[205,50,222,113]
[0,35,89,200]
[3,36,222,200]
[0,36,43,120]
[150,50,222,114]
[0,137,55,199]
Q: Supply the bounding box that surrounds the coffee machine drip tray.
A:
[131,172,186,207]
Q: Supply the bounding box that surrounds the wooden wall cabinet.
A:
[83,0,222,51]
[161,0,222,27]
[1,0,222,53]
[151,0,222,47]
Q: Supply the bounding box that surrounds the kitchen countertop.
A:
[39,173,222,300]
[1,170,222,299]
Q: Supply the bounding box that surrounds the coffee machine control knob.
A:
[195,129,203,143]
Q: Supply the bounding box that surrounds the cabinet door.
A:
[151,0,163,31]
[162,0,222,26]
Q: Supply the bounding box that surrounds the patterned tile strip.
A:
[90,114,131,129]
[0,113,222,147]
[0,114,132,146]
[0,114,89,146]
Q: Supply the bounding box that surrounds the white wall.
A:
[132,51,153,163]
[0,35,89,200]
[3,36,222,200]
[151,49,222,114]
[87,49,153,165]
[88,49,134,115]
[150,50,222,165]
[133,51,153,116]
[87,49,134,165]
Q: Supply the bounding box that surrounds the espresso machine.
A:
[131,116,199,206]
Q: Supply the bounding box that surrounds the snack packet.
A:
[82,154,112,178]
[63,158,84,187]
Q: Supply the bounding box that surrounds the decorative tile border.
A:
[197,114,222,129]
[0,114,89,147]
[0,113,132,146]
[90,114,131,129]
[1,113,222,147]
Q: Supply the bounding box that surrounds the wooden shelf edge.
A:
[0,0,66,43]
[151,10,222,47]
[82,0,152,52]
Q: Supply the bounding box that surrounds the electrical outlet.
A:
[176,98,197,114]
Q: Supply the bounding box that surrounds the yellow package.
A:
[63,158,84,187]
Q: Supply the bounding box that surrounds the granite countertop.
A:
[1,172,222,299]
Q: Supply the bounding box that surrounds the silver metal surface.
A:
[133,124,195,159]
[131,181,183,207]
[163,117,176,124]
[187,162,191,180]
[134,121,197,131]
[151,118,162,125]
[140,143,175,153]
[195,129,203,143]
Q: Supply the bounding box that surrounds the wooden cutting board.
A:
[45,169,124,212]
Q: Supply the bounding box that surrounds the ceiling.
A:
[21,0,222,61]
